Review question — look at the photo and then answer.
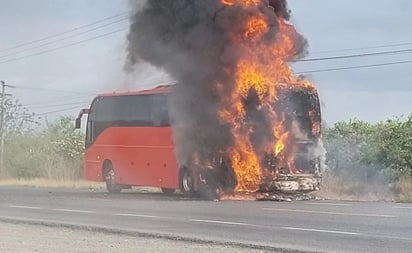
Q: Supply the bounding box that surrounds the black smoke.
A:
[126,0,308,193]
[269,0,291,20]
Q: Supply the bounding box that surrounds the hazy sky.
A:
[1,0,411,124]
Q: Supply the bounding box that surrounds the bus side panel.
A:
[84,126,180,189]
[84,156,103,182]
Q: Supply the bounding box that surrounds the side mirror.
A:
[75,118,81,129]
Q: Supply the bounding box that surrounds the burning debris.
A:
[126,0,325,198]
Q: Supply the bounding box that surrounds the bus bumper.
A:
[261,174,322,193]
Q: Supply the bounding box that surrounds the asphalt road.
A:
[0,186,411,253]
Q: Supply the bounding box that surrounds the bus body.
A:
[76,84,322,195]
[77,85,181,193]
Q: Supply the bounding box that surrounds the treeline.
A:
[1,94,411,198]
[322,115,412,200]
[4,117,84,180]
[324,115,412,180]
[1,96,84,180]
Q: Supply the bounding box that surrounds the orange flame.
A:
[244,16,269,39]
[217,1,317,192]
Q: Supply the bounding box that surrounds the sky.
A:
[0,0,411,124]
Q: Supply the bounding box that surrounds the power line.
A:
[13,85,95,95]
[296,59,412,74]
[21,94,91,107]
[0,18,127,59]
[29,100,90,109]
[311,41,412,54]
[36,105,88,116]
[297,48,412,62]
[0,12,127,53]
[0,28,127,65]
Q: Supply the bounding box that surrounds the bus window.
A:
[150,94,170,126]
[86,94,169,147]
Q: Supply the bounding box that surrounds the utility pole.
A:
[0,81,5,175]
[0,81,14,176]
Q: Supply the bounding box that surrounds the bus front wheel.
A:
[104,162,122,194]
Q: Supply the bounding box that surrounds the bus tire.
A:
[161,188,176,195]
[180,168,195,197]
[103,161,122,194]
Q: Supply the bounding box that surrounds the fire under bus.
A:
[75,84,322,197]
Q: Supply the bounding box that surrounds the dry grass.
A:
[0,178,105,189]
[313,173,395,201]
[396,178,412,203]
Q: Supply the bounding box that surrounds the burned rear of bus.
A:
[260,85,322,192]
[185,84,323,196]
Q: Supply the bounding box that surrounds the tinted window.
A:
[92,95,152,124]
[86,94,169,147]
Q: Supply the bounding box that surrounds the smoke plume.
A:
[126,0,319,194]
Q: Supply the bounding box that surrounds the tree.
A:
[47,116,85,161]
[1,95,40,177]
[2,95,40,137]
[375,116,412,177]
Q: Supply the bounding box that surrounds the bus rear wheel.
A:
[104,162,122,194]
[180,168,195,197]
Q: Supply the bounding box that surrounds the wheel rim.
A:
[182,171,192,192]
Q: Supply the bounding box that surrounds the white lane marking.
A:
[53,208,94,214]
[305,202,350,206]
[112,213,160,218]
[282,227,361,235]
[263,208,396,218]
[189,219,251,226]
[365,234,412,242]
[393,206,412,209]
[8,205,42,210]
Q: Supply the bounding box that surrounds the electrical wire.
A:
[13,85,95,95]
[296,59,412,74]
[311,41,412,54]
[297,48,412,62]
[0,28,127,65]
[29,101,90,109]
[36,105,89,116]
[21,94,92,106]
[0,18,128,59]
[0,12,127,53]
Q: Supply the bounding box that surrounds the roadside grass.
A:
[0,178,105,189]
[396,178,412,203]
[314,173,395,202]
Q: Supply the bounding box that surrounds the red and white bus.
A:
[76,84,322,196]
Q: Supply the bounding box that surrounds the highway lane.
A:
[1,186,412,253]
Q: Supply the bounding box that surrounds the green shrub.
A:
[4,116,84,180]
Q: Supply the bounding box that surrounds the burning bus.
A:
[75,83,322,197]
[77,0,325,198]
[180,83,323,196]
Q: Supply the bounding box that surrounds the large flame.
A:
[218,0,317,192]
[126,0,320,195]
